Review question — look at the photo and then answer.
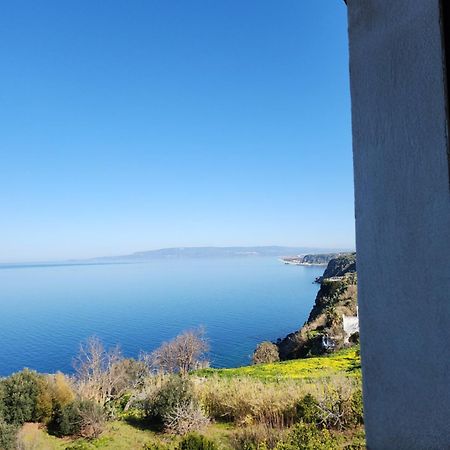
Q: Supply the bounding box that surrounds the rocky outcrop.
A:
[276,254,358,360]
[281,253,348,266]
[321,252,356,280]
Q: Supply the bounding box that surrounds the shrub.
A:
[49,399,105,439]
[146,376,196,424]
[231,425,284,450]
[350,389,364,426]
[144,376,209,434]
[50,372,75,409]
[1,369,53,424]
[295,395,320,424]
[78,399,105,439]
[164,401,209,435]
[178,433,218,450]
[252,342,280,365]
[348,332,359,345]
[35,376,54,423]
[0,421,18,450]
[280,422,339,450]
[343,429,366,449]
[313,376,360,430]
[143,443,171,450]
[50,401,82,437]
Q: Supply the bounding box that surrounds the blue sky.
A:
[0,1,353,262]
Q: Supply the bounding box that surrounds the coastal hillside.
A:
[277,253,358,360]
[282,253,348,266]
[89,246,342,262]
[1,344,363,450]
[197,347,360,381]
[0,256,363,449]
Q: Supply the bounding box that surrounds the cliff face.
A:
[300,253,345,265]
[321,253,356,279]
[276,253,358,360]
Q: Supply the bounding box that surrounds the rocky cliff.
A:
[276,253,358,360]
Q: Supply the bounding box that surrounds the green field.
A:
[196,347,361,381]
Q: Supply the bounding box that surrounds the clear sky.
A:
[0,1,353,262]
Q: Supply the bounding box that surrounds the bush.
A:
[146,376,196,424]
[295,395,320,425]
[231,425,284,450]
[144,376,208,434]
[350,389,364,426]
[35,376,54,423]
[50,372,75,409]
[49,399,105,439]
[77,399,105,439]
[178,433,218,450]
[252,342,280,365]
[1,369,53,424]
[143,443,171,450]
[313,377,361,430]
[164,401,209,435]
[0,421,18,450]
[50,401,82,437]
[280,422,339,450]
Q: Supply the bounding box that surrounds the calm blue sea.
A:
[0,258,322,376]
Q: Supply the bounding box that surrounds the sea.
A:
[0,257,323,376]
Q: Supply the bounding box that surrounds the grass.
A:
[17,421,234,450]
[196,347,361,381]
[16,349,361,449]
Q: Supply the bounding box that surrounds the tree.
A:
[1,369,51,424]
[148,328,209,375]
[73,336,144,410]
[252,341,280,365]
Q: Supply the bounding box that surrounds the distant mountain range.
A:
[0,246,353,268]
[89,246,350,262]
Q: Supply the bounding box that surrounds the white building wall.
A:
[347,1,450,448]
[342,314,359,343]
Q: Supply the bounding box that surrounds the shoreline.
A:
[279,258,328,266]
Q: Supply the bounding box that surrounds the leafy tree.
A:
[1,369,51,424]
[252,342,280,365]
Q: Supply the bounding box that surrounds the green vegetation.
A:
[197,348,361,381]
[177,433,218,450]
[252,342,280,365]
[0,332,364,450]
